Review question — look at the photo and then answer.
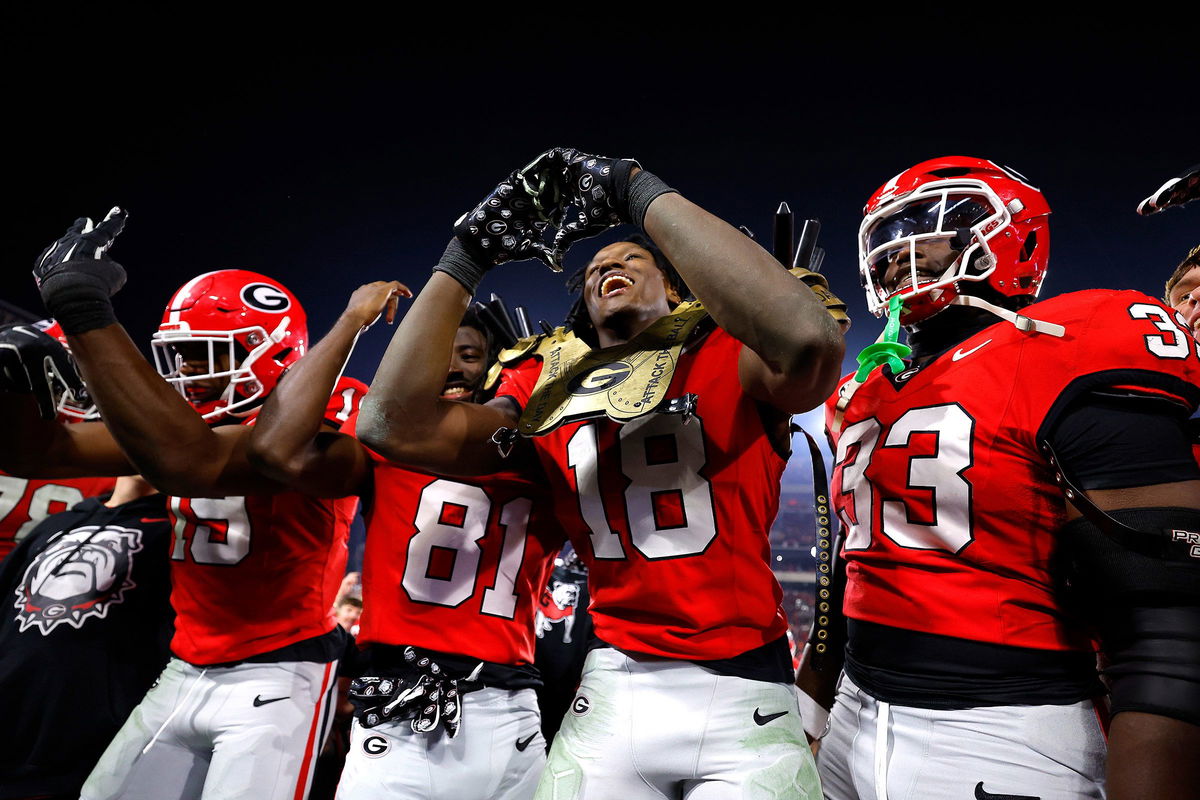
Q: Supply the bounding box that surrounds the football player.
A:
[1164,244,1199,340]
[0,320,116,561]
[0,211,393,800]
[355,148,849,799]
[803,157,1200,800]
[247,286,564,800]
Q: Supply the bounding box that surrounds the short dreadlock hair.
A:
[562,234,691,345]
[1164,244,1200,304]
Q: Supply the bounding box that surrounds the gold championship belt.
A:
[488,300,711,436]
[789,266,850,329]
[485,267,848,438]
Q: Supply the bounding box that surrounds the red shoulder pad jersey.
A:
[0,473,118,560]
[498,325,790,660]
[166,376,366,665]
[342,410,563,666]
[827,289,1200,652]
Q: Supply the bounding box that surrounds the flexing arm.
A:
[65,324,278,497]
[30,210,278,497]
[248,281,408,497]
[642,192,846,413]
[356,269,518,476]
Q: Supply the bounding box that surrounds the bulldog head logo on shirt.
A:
[13,524,143,635]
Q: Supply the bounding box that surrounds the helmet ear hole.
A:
[273,347,294,365]
[1019,230,1039,263]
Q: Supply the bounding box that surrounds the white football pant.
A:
[817,673,1106,800]
[81,657,338,800]
[535,647,821,800]
[335,686,544,800]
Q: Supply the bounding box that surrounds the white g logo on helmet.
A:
[241,283,291,313]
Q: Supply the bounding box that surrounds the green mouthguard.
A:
[852,294,913,383]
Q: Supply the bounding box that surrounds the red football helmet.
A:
[151,270,307,421]
[32,319,99,422]
[859,156,1051,324]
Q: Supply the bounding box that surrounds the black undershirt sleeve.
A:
[1047,392,1199,490]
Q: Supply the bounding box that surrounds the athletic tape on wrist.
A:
[433,237,488,295]
[796,687,831,740]
[627,170,677,230]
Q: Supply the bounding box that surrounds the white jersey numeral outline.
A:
[169,496,252,565]
[333,386,358,423]
[0,476,87,544]
[401,479,531,620]
[1128,302,1194,360]
[836,403,976,554]
[567,414,718,561]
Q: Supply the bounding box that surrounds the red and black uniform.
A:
[827,290,1200,706]
[0,472,117,561]
[166,376,366,666]
[499,324,792,678]
[344,408,562,684]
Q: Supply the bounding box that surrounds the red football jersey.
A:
[345,410,563,666]
[827,290,1200,652]
[499,325,790,660]
[0,472,118,561]
[166,376,366,665]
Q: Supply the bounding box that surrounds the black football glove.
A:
[33,207,128,334]
[519,148,680,270]
[0,323,86,421]
[1137,164,1200,216]
[443,170,558,291]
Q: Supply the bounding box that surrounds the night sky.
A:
[9,33,1197,484]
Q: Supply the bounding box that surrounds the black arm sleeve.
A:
[1048,392,1199,490]
[1050,391,1200,725]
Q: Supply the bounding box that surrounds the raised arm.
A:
[30,210,279,497]
[357,161,560,475]
[356,268,518,476]
[530,148,847,413]
[248,281,408,497]
[63,324,278,497]
[642,192,847,413]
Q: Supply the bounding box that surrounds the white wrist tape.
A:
[796,687,831,740]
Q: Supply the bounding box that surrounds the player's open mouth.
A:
[599,272,634,298]
[889,273,938,295]
[440,384,472,401]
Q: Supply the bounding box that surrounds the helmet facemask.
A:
[151,318,292,421]
[859,179,1014,325]
[32,319,100,422]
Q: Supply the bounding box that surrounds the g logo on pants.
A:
[362,735,389,758]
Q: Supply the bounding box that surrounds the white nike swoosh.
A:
[951,339,993,361]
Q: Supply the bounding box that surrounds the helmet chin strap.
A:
[832,288,1065,435]
[951,294,1065,337]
